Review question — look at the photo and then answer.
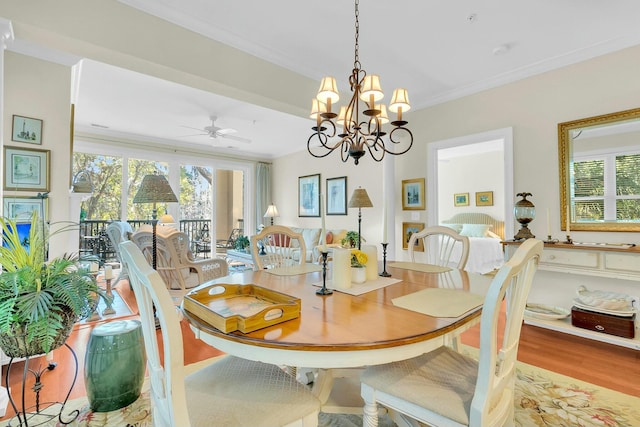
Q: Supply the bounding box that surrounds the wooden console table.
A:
[502,240,640,349]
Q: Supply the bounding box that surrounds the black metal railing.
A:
[79,219,210,264]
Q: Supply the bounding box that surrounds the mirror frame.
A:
[558,107,640,232]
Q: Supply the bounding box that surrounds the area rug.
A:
[21,355,639,427]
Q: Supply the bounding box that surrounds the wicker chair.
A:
[130,228,228,301]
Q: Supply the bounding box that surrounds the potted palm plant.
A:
[0,212,109,357]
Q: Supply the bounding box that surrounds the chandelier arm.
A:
[386,126,415,155]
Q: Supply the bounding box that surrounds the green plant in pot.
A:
[341,231,364,248]
[0,212,109,358]
[234,235,250,252]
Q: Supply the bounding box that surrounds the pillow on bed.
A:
[460,223,492,237]
[440,223,463,233]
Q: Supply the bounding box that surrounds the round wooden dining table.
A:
[182,264,493,369]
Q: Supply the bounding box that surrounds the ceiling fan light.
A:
[316,76,340,104]
[389,88,411,113]
[359,75,384,102]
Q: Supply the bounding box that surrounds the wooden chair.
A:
[105,221,133,286]
[250,225,306,270]
[118,241,320,427]
[361,239,543,427]
[408,225,470,269]
[130,228,227,301]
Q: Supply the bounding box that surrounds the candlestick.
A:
[320,192,326,251]
[102,278,116,315]
[379,243,391,277]
[316,251,333,295]
[382,203,387,243]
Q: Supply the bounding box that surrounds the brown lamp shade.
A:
[133,174,178,204]
[348,188,373,208]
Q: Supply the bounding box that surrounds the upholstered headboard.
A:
[442,213,505,240]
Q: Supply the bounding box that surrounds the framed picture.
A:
[12,115,43,145]
[3,196,48,221]
[4,146,50,192]
[299,174,321,217]
[402,222,425,251]
[401,178,425,210]
[454,193,469,207]
[476,191,494,206]
[326,176,347,215]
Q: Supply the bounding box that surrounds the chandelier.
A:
[307,0,413,165]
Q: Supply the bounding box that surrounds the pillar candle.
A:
[362,244,378,281]
[331,248,351,289]
[320,192,326,250]
[104,265,113,280]
[566,205,571,235]
[547,208,551,236]
[382,203,387,243]
[90,262,99,273]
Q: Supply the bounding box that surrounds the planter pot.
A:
[351,267,366,284]
[0,310,77,358]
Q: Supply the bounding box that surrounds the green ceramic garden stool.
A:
[84,319,146,412]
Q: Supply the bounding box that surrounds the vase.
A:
[351,267,366,284]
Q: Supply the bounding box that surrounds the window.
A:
[73,153,122,220]
[572,151,640,222]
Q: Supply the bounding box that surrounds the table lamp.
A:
[133,173,178,269]
[348,187,373,249]
[264,204,279,226]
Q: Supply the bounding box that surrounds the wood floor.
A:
[2,279,639,422]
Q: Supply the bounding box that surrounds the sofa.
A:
[287,227,348,262]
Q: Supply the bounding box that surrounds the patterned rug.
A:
[13,355,639,427]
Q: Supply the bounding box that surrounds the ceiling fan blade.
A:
[180,125,207,132]
[178,132,208,137]
[220,133,251,144]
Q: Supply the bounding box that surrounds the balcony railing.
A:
[79,219,211,264]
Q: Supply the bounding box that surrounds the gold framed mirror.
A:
[558,107,640,232]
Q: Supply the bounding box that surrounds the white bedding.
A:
[451,236,505,274]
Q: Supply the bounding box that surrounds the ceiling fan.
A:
[181,116,251,143]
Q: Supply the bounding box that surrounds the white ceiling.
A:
[14,0,640,159]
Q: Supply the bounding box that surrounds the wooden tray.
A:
[183,284,300,333]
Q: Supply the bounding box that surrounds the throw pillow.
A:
[459,223,492,238]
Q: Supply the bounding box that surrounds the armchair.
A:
[130,228,228,301]
[216,228,242,252]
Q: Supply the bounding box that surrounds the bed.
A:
[441,213,505,275]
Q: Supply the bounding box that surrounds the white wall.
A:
[3,51,73,258]
[437,150,504,222]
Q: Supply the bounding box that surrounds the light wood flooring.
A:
[1,279,639,422]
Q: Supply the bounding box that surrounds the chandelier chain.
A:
[354,0,359,67]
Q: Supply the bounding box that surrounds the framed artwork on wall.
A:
[475,191,494,206]
[402,178,425,210]
[12,115,43,145]
[299,174,321,217]
[3,196,48,221]
[3,146,50,192]
[402,222,425,251]
[326,176,347,215]
[454,192,469,207]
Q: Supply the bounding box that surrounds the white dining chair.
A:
[250,225,307,270]
[360,238,543,427]
[407,225,470,269]
[119,241,320,427]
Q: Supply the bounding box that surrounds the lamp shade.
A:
[264,204,279,218]
[133,174,178,204]
[316,76,340,104]
[359,74,384,102]
[348,188,373,208]
[389,88,411,113]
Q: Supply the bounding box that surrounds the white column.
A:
[0,18,14,218]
